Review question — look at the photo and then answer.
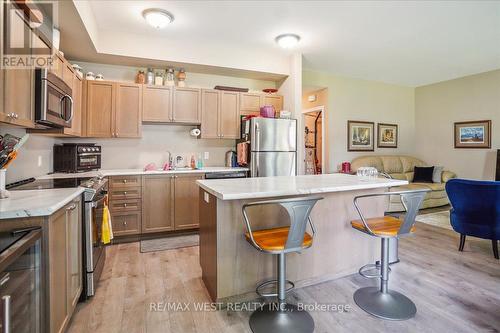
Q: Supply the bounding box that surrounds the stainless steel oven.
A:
[82,178,108,299]
[34,69,73,128]
[0,228,42,333]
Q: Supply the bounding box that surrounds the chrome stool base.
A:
[256,279,295,297]
[249,303,314,333]
[353,287,416,321]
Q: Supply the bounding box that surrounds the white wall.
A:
[415,69,500,180]
[302,70,415,173]
[0,126,60,183]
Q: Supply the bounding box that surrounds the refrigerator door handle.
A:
[255,123,260,177]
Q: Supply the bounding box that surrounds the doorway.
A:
[302,106,325,175]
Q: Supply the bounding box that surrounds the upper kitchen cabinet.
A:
[239,93,262,116]
[115,83,142,138]
[85,81,142,138]
[85,81,114,137]
[262,94,283,112]
[142,85,173,122]
[172,87,201,124]
[64,74,83,137]
[201,90,240,139]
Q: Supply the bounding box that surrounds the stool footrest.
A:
[256,279,295,298]
[359,263,391,279]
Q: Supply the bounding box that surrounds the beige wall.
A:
[415,69,500,180]
[303,70,415,173]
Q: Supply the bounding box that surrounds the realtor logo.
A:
[1,0,57,69]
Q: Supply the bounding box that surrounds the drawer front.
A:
[109,187,142,200]
[111,212,141,236]
[110,199,141,212]
[109,175,142,188]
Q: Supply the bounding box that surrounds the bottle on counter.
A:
[190,155,196,169]
[165,68,175,86]
[196,153,204,169]
[154,70,164,85]
[146,68,154,85]
[136,70,145,84]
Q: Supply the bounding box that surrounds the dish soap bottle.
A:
[190,155,196,169]
[196,153,204,169]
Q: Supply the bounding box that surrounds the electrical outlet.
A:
[204,152,209,160]
[37,156,42,167]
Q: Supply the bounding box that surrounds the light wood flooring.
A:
[67,222,500,333]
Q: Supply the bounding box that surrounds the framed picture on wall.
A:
[347,120,374,151]
[454,120,491,148]
[377,123,398,148]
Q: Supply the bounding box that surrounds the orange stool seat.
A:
[351,216,416,237]
[245,226,312,251]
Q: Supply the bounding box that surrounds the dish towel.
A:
[102,196,113,244]
[237,142,248,166]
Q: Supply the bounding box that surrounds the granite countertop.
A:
[0,187,85,219]
[38,167,249,179]
[196,173,408,200]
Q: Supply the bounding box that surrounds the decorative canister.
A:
[260,105,276,118]
[146,68,154,85]
[136,70,145,84]
[154,70,164,85]
[177,68,186,87]
[165,68,175,86]
[95,74,104,81]
[85,72,95,80]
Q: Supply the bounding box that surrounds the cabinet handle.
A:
[66,204,77,211]
[2,295,11,333]
[123,179,127,183]
[123,203,127,207]
[123,220,127,226]
[123,191,127,195]
[221,134,224,138]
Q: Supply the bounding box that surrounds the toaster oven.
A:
[53,144,101,173]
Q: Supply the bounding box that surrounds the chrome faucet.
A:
[166,151,173,166]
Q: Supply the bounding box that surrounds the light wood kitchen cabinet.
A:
[85,81,142,138]
[262,94,283,112]
[48,198,82,333]
[112,212,142,236]
[50,53,64,80]
[201,89,220,139]
[201,90,239,139]
[174,174,203,230]
[240,93,262,114]
[85,80,114,137]
[109,175,143,237]
[173,87,201,124]
[142,85,173,122]
[115,83,142,137]
[65,74,83,136]
[62,61,75,90]
[142,175,174,233]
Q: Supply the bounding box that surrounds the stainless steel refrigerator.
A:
[242,117,297,177]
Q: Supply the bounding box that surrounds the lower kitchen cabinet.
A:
[142,175,175,233]
[48,198,82,333]
[174,174,203,230]
[112,211,142,236]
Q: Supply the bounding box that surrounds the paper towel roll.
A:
[190,128,201,137]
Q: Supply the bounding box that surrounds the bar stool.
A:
[350,189,428,320]
[242,196,323,333]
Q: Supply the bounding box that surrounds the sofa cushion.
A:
[400,156,426,173]
[389,173,408,180]
[413,166,434,183]
[351,156,384,173]
[418,182,446,191]
[381,156,403,174]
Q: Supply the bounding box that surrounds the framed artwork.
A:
[377,123,398,148]
[348,120,374,151]
[454,120,491,149]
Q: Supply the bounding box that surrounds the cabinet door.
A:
[240,93,261,112]
[86,81,114,137]
[111,212,141,236]
[174,174,203,230]
[2,68,34,127]
[65,75,82,136]
[50,53,64,80]
[49,208,68,333]
[173,87,201,124]
[142,85,173,122]
[219,91,240,139]
[115,83,142,138]
[262,95,283,112]
[201,89,220,139]
[142,175,174,233]
[66,200,82,311]
[62,61,74,90]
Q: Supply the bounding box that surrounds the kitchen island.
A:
[196,173,407,302]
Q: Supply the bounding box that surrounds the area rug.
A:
[140,234,199,253]
[415,211,453,230]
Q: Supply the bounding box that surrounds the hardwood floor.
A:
[67,222,500,333]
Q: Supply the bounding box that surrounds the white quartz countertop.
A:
[37,167,248,179]
[0,187,85,219]
[196,173,408,200]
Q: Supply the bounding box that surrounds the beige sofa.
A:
[351,155,456,212]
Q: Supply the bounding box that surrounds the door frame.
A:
[302,106,325,174]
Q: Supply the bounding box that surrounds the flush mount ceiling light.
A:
[275,34,300,49]
[142,9,174,29]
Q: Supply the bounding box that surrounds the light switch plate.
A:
[204,192,209,203]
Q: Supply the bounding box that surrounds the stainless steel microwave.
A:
[34,69,73,128]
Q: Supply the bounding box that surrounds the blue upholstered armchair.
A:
[445,179,500,259]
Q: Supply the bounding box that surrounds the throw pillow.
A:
[432,166,444,183]
[413,166,434,183]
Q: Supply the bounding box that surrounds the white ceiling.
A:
[79,0,500,86]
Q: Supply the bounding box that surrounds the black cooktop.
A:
[6,177,93,190]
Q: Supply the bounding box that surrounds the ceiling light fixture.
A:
[275,34,300,49]
[142,8,174,29]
